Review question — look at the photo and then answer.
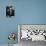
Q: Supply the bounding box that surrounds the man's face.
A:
[9,8,12,15]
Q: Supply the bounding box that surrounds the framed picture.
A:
[6,6,15,17]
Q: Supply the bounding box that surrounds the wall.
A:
[16,0,46,24]
[0,0,46,44]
